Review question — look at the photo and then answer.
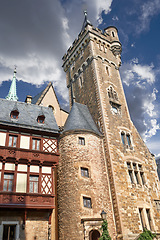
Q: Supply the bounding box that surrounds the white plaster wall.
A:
[0,132,6,146]
[5,163,15,171]
[30,165,39,173]
[16,173,27,193]
[20,136,30,149]
[42,167,51,174]
[18,164,27,172]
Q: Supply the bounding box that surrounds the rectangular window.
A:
[128,170,134,184]
[79,137,85,145]
[140,172,145,185]
[32,139,40,150]
[146,209,152,230]
[29,175,39,193]
[135,171,140,184]
[81,167,89,178]
[83,197,92,208]
[3,225,16,240]
[126,134,131,146]
[3,173,14,191]
[121,133,125,145]
[9,135,17,147]
[139,208,145,229]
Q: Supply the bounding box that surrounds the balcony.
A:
[0,192,55,209]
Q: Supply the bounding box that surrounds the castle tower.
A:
[60,12,160,240]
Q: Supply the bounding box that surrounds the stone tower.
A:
[59,12,160,240]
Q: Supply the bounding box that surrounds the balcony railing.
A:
[0,146,59,164]
[0,192,55,209]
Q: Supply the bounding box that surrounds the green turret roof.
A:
[6,68,18,101]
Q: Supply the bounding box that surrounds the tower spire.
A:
[6,67,18,101]
[81,10,91,32]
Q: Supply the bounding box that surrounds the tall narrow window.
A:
[135,171,140,184]
[106,66,109,76]
[140,172,145,185]
[3,173,14,191]
[29,176,39,193]
[9,135,18,147]
[83,197,92,208]
[32,139,40,150]
[139,208,145,229]
[128,170,134,184]
[126,134,131,146]
[146,209,152,230]
[121,132,125,145]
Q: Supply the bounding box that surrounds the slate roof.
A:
[63,102,102,136]
[0,98,59,133]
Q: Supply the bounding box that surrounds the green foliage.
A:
[137,228,156,240]
[99,220,111,240]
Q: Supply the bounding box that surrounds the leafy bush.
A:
[99,220,111,240]
[137,228,156,240]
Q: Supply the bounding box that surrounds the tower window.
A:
[127,162,145,186]
[120,131,132,149]
[121,132,125,145]
[79,137,85,145]
[126,134,131,146]
[112,31,115,37]
[83,197,92,208]
[81,167,89,177]
[106,66,109,76]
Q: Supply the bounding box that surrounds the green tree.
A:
[137,228,156,240]
[99,220,111,240]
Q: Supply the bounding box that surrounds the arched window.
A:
[89,230,100,240]
[48,105,55,113]
[121,132,125,145]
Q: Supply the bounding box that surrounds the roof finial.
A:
[81,10,91,32]
[6,67,18,101]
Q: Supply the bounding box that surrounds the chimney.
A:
[25,95,32,104]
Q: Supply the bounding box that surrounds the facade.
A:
[0,87,59,240]
[0,13,160,240]
[59,13,160,240]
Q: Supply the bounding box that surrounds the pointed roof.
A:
[6,68,18,101]
[81,10,92,32]
[63,102,102,136]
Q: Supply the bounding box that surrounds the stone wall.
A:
[58,132,117,240]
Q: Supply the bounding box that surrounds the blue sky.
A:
[0,0,160,156]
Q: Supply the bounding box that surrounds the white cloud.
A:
[120,58,159,141]
[137,0,160,33]
[121,59,155,86]
[112,16,119,21]
[143,119,160,141]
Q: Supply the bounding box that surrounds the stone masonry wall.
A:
[58,132,117,240]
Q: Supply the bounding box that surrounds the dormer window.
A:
[10,110,19,119]
[37,115,45,124]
